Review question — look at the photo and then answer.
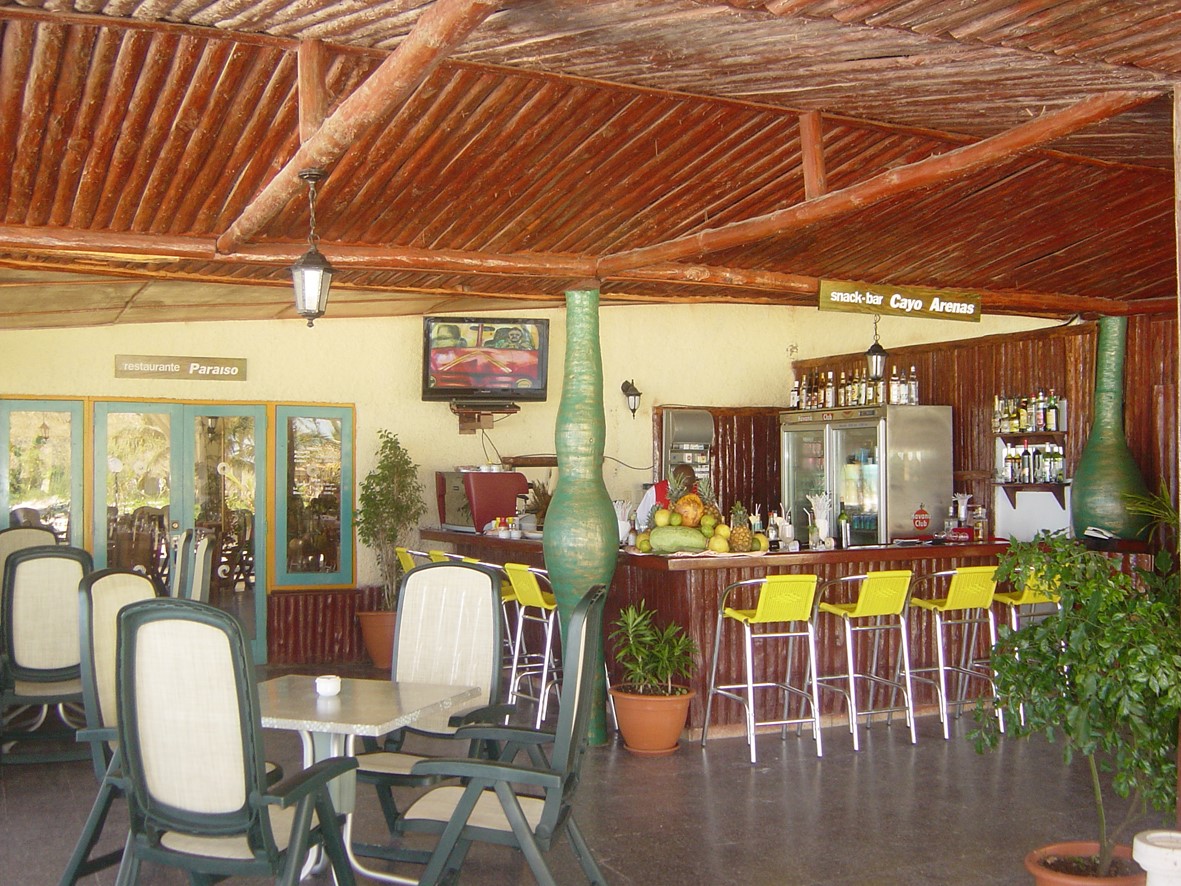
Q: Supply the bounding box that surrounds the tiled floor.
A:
[2,678,1169,885]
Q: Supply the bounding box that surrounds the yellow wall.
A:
[0,303,1050,585]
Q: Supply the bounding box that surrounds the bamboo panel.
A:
[267,586,381,665]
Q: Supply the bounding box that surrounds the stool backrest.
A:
[944,566,999,610]
[427,550,450,562]
[395,546,418,573]
[848,569,913,617]
[752,574,819,623]
[504,562,555,609]
[1011,569,1059,605]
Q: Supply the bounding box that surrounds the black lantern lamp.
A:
[291,168,335,327]
[865,314,887,381]
[621,380,642,418]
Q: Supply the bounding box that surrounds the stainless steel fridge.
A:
[780,405,953,545]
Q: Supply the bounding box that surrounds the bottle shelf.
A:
[994,482,1069,509]
[996,431,1066,445]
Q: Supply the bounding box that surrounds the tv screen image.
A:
[422,317,549,403]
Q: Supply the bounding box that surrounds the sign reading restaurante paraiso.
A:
[818,279,981,322]
[115,354,248,380]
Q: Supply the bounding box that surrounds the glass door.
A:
[93,403,267,661]
[781,419,827,542]
[829,419,885,545]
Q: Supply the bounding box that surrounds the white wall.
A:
[0,303,1051,585]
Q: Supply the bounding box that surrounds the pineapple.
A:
[697,477,723,524]
[729,500,752,553]
[665,469,690,506]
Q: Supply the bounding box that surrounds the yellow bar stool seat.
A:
[993,571,1061,632]
[703,574,824,763]
[909,565,1003,739]
[503,562,561,728]
[816,569,916,750]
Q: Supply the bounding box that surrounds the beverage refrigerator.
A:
[780,405,953,545]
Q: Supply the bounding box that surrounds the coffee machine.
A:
[436,470,529,533]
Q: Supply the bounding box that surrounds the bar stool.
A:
[993,570,1061,633]
[909,565,1003,739]
[702,574,824,763]
[503,562,561,728]
[816,569,916,750]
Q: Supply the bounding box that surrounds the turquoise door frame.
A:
[0,399,85,547]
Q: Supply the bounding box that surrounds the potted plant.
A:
[973,510,1181,883]
[355,430,426,668]
[607,600,699,756]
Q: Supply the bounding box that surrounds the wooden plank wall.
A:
[653,406,783,516]
[267,585,382,664]
[794,316,1178,535]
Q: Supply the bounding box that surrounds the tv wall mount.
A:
[449,400,520,434]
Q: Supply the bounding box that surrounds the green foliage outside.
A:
[973,493,1181,877]
[356,430,426,610]
[609,600,698,696]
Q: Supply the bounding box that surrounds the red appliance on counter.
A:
[436,470,529,533]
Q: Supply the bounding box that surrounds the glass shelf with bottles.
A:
[993,431,1069,509]
[788,364,920,411]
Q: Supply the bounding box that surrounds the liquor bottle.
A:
[1017,398,1029,433]
[1020,439,1033,484]
[789,380,800,410]
[876,376,886,406]
[766,510,780,551]
[1007,445,1020,483]
[991,395,1002,434]
[836,501,851,549]
[908,365,919,404]
[897,367,909,404]
[837,370,847,407]
[857,369,867,406]
[1032,445,1044,483]
[825,371,835,408]
[1034,387,1046,431]
[1045,388,1059,431]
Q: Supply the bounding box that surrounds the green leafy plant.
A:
[609,600,698,696]
[355,430,426,610]
[973,521,1181,877]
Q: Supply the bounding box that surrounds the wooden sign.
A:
[819,279,981,322]
[115,354,248,380]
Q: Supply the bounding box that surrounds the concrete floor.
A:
[1,674,1169,885]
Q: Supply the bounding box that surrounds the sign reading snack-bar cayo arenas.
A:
[818,279,981,322]
[115,355,248,381]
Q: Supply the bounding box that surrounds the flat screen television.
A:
[422,317,550,404]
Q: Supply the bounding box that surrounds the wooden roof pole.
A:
[297,39,327,143]
[798,111,827,200]
[596,89,1160,276]
[215,0,501,255]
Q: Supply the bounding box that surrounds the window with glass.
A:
[275,405,354,586]
[1,401,83,545]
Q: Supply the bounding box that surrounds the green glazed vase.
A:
[542,285,619,745]
[1070,316,1151,540]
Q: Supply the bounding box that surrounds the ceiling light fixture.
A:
[865,314,887,381]
[290,168,335,327]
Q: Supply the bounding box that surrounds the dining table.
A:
[258,674,481,883]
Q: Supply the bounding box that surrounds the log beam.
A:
[596,90,1161,276]
[297,39,327,144]
[798,111,827,200]
[215,0,501,254]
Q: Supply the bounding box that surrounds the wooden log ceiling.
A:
[0,2,1179,325]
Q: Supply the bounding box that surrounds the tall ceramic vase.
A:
[542,284,619,745]
[1070,316,1151,540]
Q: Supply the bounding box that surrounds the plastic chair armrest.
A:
[451,722,555,745]
[410,756,562,789]
[449,702,516,727]
[76,725,117,744]
[264,756,358,808]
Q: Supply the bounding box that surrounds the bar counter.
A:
[421,527,1009,735]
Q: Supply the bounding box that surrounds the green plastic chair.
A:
[112,598,356,885]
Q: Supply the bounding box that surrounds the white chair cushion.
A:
[13,676,82,697]
[403,784,544,833]
[355,751,428,777]
[158,806,295,858]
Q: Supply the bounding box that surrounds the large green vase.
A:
[543,285,618,746]
[1070,316,1151,540]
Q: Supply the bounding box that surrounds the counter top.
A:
[419,527,1008,571]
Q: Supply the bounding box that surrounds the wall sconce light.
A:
[290,168,335,327]
[205,416,219,442]
[865,314,887,381]
[621,380,642,418]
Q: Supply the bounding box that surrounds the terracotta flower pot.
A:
[1024,841,1145,885]
[608,687,695,756]
[357,610,397,669]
